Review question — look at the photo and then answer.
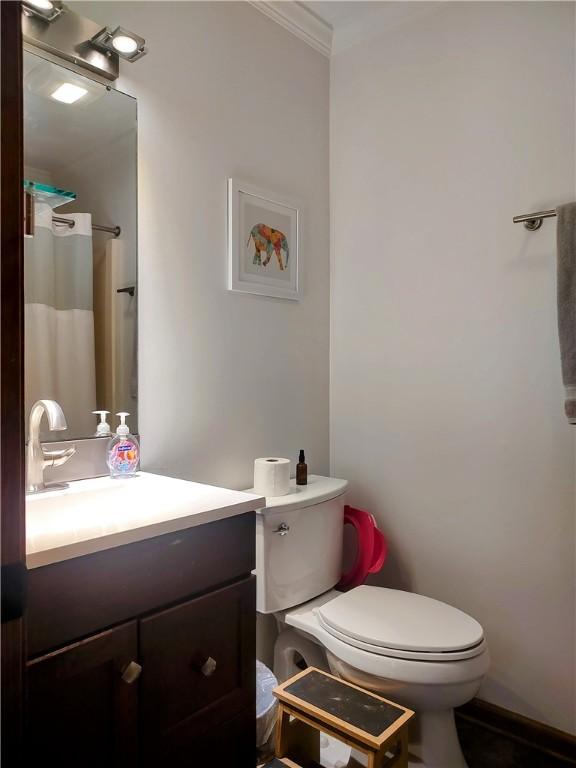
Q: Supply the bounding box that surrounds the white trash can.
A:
[256,660,278,750]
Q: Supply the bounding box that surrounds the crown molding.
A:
[247,1,332,58]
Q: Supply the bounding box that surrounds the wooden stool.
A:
[272,667,414,768]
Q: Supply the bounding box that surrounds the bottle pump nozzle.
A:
[116,412,130,436]
[93,410,111,437]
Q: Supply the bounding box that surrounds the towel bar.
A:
[513,209,556,231]
[52,216,121,238]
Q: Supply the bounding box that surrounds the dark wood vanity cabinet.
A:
[25,513,256,767]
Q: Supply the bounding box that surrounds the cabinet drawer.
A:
[140,576,255,764]
[28,512,255,656]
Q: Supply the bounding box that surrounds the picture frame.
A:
[227,178,300,300]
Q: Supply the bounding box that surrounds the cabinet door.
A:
[140,576,256,767]
[26,621,139,767]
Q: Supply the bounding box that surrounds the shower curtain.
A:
[24,202,96,438]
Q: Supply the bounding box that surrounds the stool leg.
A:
[373,730,409,768]
[274,704,321,764]
[275,704,292,758]
[397,729,409,767]
[366,751,377,768]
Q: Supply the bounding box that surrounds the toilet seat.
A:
[315,586,485,661]
[315,611,486,661]
[283,588,491,687]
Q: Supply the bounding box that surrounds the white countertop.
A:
[26,472,264,569]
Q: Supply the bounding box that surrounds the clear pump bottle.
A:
[107,412,140,478]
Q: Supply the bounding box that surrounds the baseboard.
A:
[455,698,576,766]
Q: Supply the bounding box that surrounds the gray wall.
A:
[330,1,575,732]
[80,1,331,488]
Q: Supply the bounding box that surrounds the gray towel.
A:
[556,202,576,424]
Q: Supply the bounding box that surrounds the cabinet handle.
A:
[200,656,217,677]
[121,660,142,684]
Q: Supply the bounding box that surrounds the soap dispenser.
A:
[93,410,111,437]
[107,412,140,478]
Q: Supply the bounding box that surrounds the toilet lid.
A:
[318,586,484,654]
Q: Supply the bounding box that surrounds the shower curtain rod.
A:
[512,209,556,231]
[52,215,121,238]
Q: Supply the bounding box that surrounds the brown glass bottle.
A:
[296,450,307,485]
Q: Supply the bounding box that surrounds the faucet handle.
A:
[43,445,76,468]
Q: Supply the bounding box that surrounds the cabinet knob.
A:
[121,660,142,684]
[201,656,217,677]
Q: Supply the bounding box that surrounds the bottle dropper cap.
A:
[116,412,130,436]
[92,410,111,437]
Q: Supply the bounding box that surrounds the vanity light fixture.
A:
[112,35,138,55]
[90,26,147,62]
[50,82,88,104]
[22,0,64,23]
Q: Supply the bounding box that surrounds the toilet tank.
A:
[251,475,348,614]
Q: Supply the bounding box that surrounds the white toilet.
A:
[254,475,490,768]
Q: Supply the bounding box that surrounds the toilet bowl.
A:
[275,588,489,768]
[250,475,490,768]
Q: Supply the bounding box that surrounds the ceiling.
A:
[300,1,445,53]
[301,1,384,29]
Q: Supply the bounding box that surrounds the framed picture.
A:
[228,178,300,300]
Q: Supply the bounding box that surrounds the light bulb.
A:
[51,83,88,104]
[28,0,54,9]
[112,35,138,55]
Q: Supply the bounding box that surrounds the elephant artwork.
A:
[247,223,289,271]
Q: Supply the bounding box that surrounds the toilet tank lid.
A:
[245,475,348,514]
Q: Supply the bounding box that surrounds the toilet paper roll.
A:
[254,457,291,497]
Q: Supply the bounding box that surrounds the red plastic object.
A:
[337,505,388,590]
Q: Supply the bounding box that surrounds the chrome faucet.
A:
[26,400,76,494]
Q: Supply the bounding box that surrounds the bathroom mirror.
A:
[23,49,137,441]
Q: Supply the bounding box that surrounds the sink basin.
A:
[26,471,264,568]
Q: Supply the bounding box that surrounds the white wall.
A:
[81,1,330,488]
[331,1,575,733]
